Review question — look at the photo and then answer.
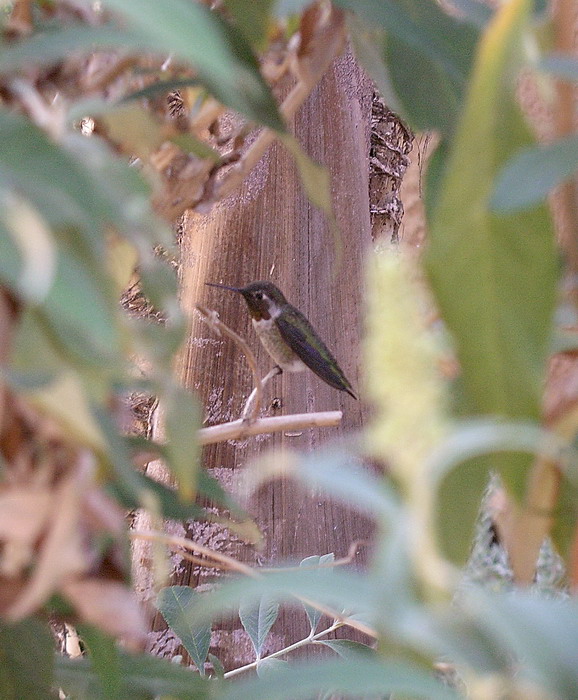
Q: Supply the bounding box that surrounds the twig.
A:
[205,7,346,205]
[259,539,366,573]
[8,80,64,139]
[241,366,281,421]
[198,411,342,446]
[196,304,263,422]
[131,529,257,578]
[223,619,345,679]
[130,529,377,639]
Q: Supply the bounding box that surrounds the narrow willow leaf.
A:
[336,0,478,83]
[55,651,215,699]
[156,587,212,676]
[299,553,334,633]
[78,625,122,700]
[125,435,251,516]
[219,657,460,700]
[40,246,123,369]
[291,447,399,519]
[239,595,280,658]
[0,25,150,72]
[346,16,401,114]
[224,0,274,50]
[208,653,225,680]
[339,0,478,136]
[0,617,55,700]
[385,36,463,136]
[256,657,289,678]
[458,591,578,699]
[102,0,284,131]
[139,258,181,320]
[316,638,376,660]
[101,103,166,160]
[121,78,202,103]
[164,386,201,501]
[1,193,55,303]
[424,0,557,551]
[23,370,107,451]
[491,135,578,212]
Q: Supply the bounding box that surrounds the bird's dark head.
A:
[206,281,288,320]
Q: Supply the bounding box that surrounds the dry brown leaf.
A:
[0,488,52,575]
[294,4,346,87]
[62,577,149,650]
[82,487,126,536]
[6,453,92,621]
[0,488,51,543]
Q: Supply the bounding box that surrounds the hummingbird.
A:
[206,281,357,399]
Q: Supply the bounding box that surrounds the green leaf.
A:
[39,245,122,369]
[423,139,450,223]
[207,653,225,680]
[1,12,284,131]
[384,36,462,136]
[239,595,280,658]
[223,0,274,50]
[156,587,212,676]
[290,447,398,519]
[123,436,252,519]
[424,0,557,507]
[0,192,56,304]
[299,553,334,633]
[161,569,376,633]
[109,469,210,522]
[315,638,376,660]
[446,0,493,27]
[336,0,478,84]
[455,591,578,699]
[139,258,181,321]
[540,52,578,81]
[491,135,578,212]
[0,617,56,700]
[274,0,312,18]
[429,419,574,563]
[0,25,150,73]
[164,385,202,501]
[102,0,284,131]
[346,16,401,114]
[220,657,460,700]
[78,625,122,700]
[340,0,479,135]
[55,650,215,699]
[256,657,289,678]
[120,78,202,103]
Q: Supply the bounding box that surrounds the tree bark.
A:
[143,51,391,670]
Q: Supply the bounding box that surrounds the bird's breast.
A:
[252,318,305,372]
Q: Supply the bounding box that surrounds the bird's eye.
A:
[255,292,263,300]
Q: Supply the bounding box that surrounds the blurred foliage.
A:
[0,0,577,698]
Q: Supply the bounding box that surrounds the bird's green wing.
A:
[275,309,356,398]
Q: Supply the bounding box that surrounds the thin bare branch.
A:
[196,303,263,421]
[198,411,342,446]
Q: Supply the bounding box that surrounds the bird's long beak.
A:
[205,282,242,293]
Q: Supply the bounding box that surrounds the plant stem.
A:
[222,621,343,679]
